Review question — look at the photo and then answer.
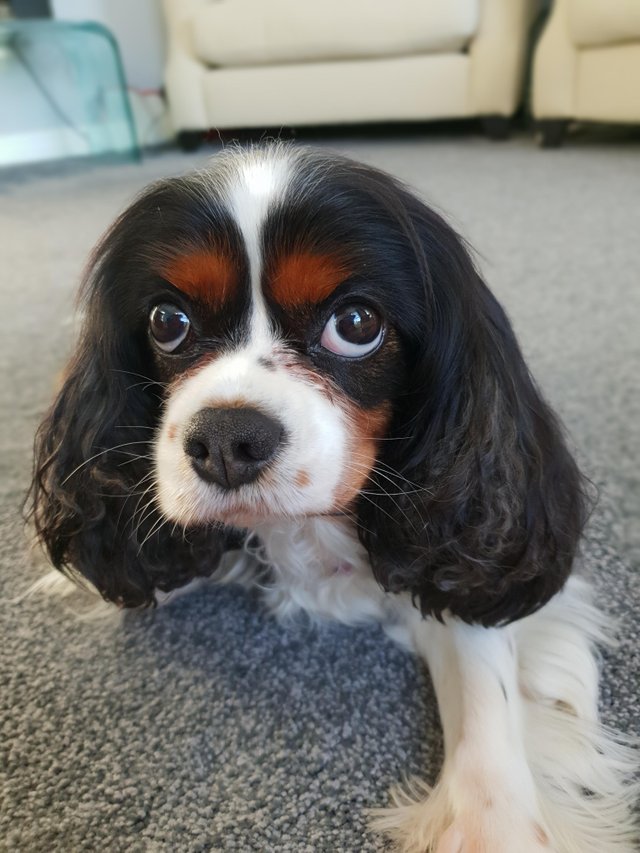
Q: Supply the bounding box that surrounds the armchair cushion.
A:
[190,0,479,68]
[567,0,640,49]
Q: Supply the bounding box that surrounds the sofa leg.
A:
[536,120,568,149]
[482,115,510,141]
[176,131,203,152]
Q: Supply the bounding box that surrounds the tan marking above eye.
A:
[161,251,237,306]
[269,252,349,308]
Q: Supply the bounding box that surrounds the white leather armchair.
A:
[162,0,540,150]
[533,0,640,146]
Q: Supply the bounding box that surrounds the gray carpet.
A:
[1,136,639,852]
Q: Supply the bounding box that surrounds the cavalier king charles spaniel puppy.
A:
[30,145,637,852]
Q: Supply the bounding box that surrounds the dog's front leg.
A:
[374,611,550,853]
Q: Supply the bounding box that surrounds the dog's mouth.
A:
[212,506,280,529]
[199,503,349,530]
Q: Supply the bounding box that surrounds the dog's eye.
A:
[320,305,383,357]
[149,303,191,352]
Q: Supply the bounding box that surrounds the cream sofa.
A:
[533,0,640,146]
[163,0,539,149]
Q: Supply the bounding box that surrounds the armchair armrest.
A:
[469,0,542,116]
[162,0,210,130]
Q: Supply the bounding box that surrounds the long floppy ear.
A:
[28,220,228,608]
[357,195,590,626]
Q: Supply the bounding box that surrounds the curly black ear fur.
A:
[357,192,590,626]
[28,206,229,608]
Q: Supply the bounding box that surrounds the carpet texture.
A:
[1,136,638,852]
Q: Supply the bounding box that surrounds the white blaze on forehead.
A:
[225,150,293,348]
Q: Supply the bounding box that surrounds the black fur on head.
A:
[28,178,235,607]
[325,160,591,626]
[28,145,590,624]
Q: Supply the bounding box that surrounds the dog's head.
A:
[30,145,587,623]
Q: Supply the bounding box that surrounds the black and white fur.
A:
[30,145,638,852]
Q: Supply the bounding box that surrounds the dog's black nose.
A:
[183,407,284,489]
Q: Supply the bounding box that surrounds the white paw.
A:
[435,815,553,853]
[369,777,553,853]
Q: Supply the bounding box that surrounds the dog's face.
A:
[30,145,586,623]
[151,150,411,529]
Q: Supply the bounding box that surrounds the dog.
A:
[30,144,638,852]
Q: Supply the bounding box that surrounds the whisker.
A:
[353,487,413,533]
[345,460,424,535]
[97,489,156,498]
[334,505,378,540]
[137,514,169,553]
[347,458,425,505]
[125,492,156,538]
[367,457,431,492]
[115,472,156,534]
[125,380,165,393]
[127,471,158,524]
[132,491,160,538]
[116,460,154,471]
[111,368,162,385]
[359,487,428,497]
[60,441,151,486]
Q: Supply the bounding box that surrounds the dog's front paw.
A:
[368,777,450,853]
[370,777,553,853]
[435,815,552,853]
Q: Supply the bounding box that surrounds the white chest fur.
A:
[250,517,397,627]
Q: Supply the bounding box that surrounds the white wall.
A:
[51,0,166,91]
